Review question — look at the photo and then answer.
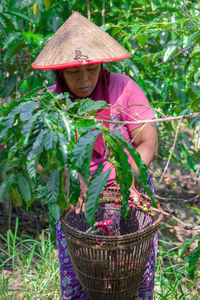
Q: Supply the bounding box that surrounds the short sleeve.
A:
[120,78,154,132]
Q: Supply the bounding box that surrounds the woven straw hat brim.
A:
[32,12,130,70]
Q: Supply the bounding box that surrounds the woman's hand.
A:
[129,184,140,203]
[64,170,87,213]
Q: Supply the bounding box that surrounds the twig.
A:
[150,206,193,230]
[154,44,195,67]
[8,198,12,231]
[155,194,200,203]
[101,112,200,125]
[102,0,105,25]
[157,118,183,188]
[176,3,200,27]
[87,0,91,21]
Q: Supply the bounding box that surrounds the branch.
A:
[154,44,195,67]
[151,205,194,230]
[176,3,200,27]
[87,0,91,21]
[101,112,200,125]
[102,0,105,25]
[155,194,200,203]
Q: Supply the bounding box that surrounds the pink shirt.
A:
[91,73,154,185]
[49,72,154,185]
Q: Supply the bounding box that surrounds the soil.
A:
[0,165,199,297]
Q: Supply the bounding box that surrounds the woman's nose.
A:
[80,70,89,82]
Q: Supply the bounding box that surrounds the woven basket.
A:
[61,187,163,300]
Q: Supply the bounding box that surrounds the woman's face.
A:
[63,64,101,98]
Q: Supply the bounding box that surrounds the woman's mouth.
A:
[78,86,91,92]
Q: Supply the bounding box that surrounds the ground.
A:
[0,166,199,298]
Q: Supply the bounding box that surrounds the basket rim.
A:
[61,204,163,242]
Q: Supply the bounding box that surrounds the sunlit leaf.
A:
[69,169,80,205]
[9,186,23,207]
[163,44,177,62]
[33,3,38,15]
[77,99,107,115]
[43,0,51,9]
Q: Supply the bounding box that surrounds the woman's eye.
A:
[66,70,78,74]
[88,67,97,71]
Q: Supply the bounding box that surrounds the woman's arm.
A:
[129,123,158,189]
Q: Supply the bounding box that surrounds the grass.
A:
[0,218,61,299]
[0,219,199,299]
[154,240,200,300]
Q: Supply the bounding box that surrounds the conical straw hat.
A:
[32,11,130,70]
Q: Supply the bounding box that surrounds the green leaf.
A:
[9,186,23,207]
[0,173,15,202]
[131,23,140,34]
[163,44,177,62]
[188,241,200,279]
[46,169,60,204]
[48,202,61,222]
[22,110,44,146]
[17,173,31,203]
[43,131,58,150]
[85,169,111,226]
[110,133,155,206]
[2,32,22,49]
[104,133,132,218]
[178,233,200,257]
[59,111,74,144]
[123,34,132,45]
[77,99,107,115]
[4,10,34,24]
[8,142,20,161]
[19,101,38,122]
[160,31,169,47]
[57,132,69,164]
[112,26,122,36]
[74,119,100,132]
[26,159,37,182]
[3,39,25,61]
[1,106,20,134]
[27,129,47,161]
[136,34,148,47]
[183,33,197,49]
[69,169,81,205]
[71,130,102,183]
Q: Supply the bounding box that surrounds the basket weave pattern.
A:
[61,187,163,300]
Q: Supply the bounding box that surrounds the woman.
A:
[32,12,158,300]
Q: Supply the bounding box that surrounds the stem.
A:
[150,205,193,230]
[87,0,91,21]
[99,112,200,125]
[102,0,105,25]
[154,44,195,67]
[8,196,12,231]
[176,3,200,27]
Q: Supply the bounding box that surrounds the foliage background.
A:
[1,0,199,177]
[0,0,200,291]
